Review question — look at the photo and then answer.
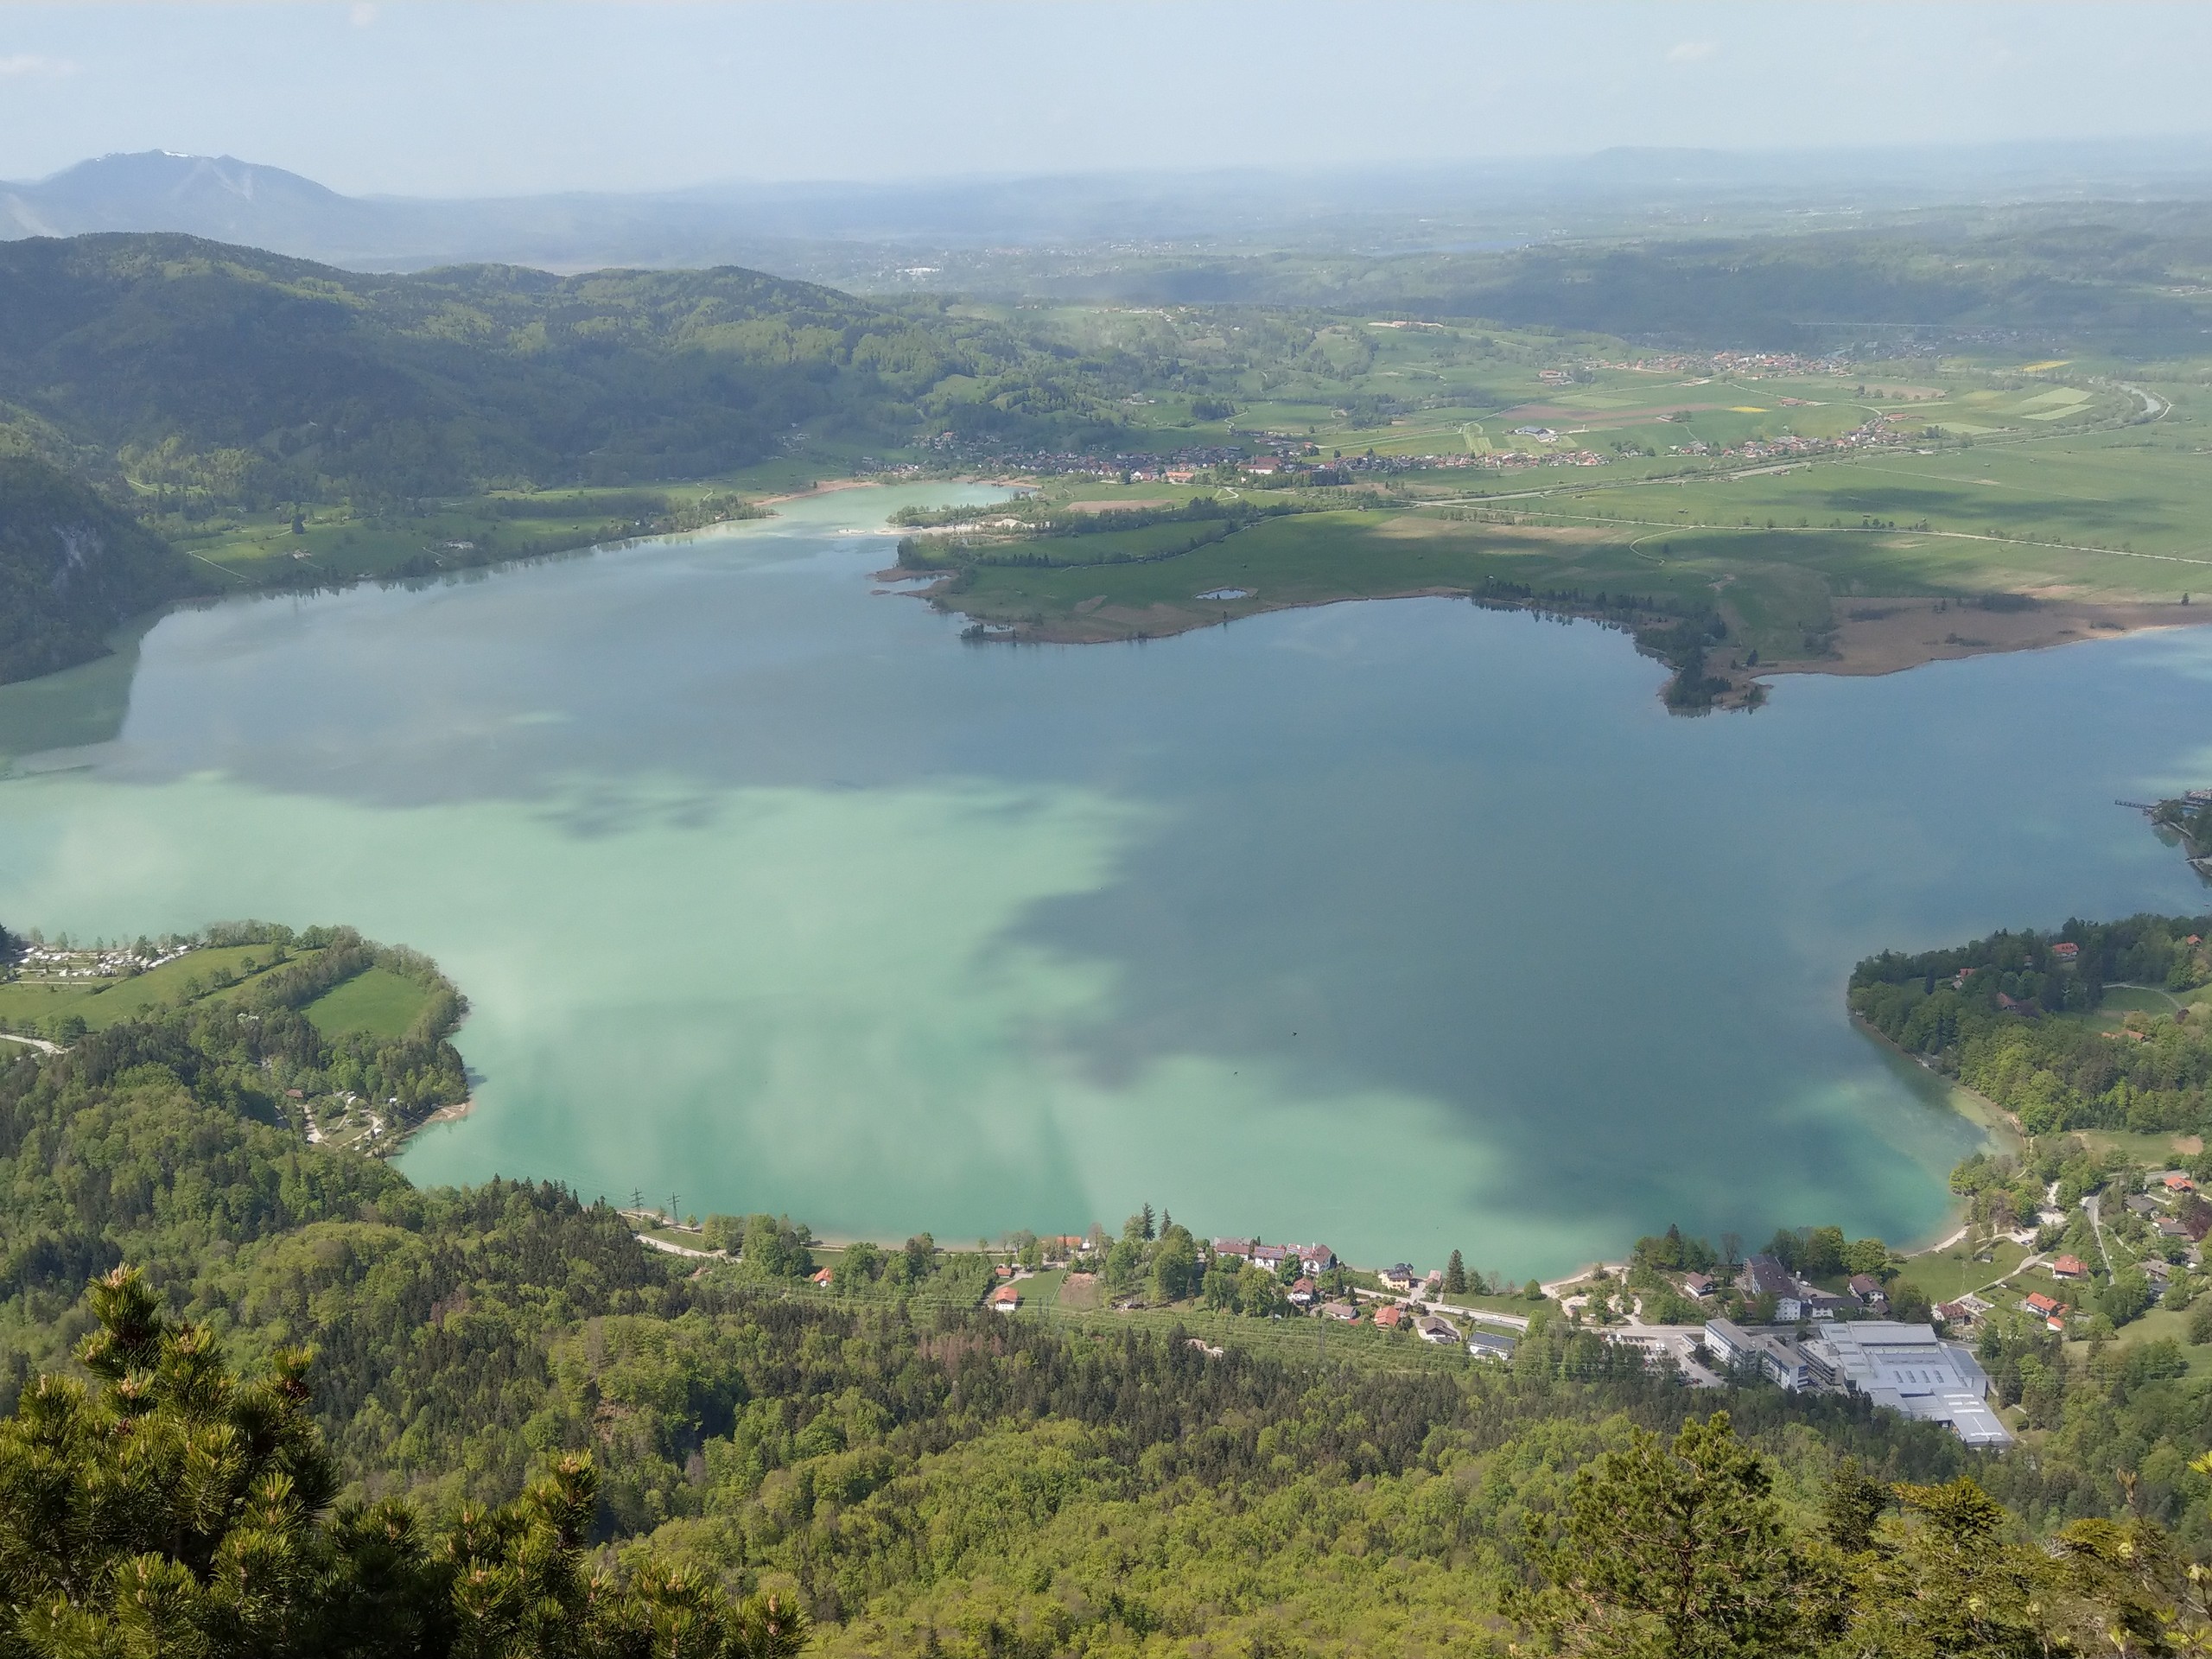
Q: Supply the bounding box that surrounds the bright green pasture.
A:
[175,487,700,588]
[0,944,315,1034]
[1891,1237,2031,1306]
[305,966,434,1041]
[957,507,1847,663]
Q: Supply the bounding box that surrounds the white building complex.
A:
[1704,1318,2012,1446]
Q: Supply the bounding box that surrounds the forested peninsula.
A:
[12,914,2212,1654]
[1852,912,2212,1135]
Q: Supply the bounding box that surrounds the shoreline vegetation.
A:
[885,478,2209,713]
[7,226,2211,718]
[2148,791,2212,880]
[14,910,2212,1649]
[10,906,2188,1329]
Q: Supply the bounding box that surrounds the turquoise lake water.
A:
[1,484,2207,1277]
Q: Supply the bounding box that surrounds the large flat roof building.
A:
[1808,1320,2012,1446]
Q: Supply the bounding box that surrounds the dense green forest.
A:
[13,919,2212,1650]
[0,451,200,681]
[0,233,1128,512]
[1851,913,2212,1134]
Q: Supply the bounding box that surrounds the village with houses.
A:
[626,1128,2212,1457]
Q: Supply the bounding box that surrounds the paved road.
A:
[2087,1193,2117,1279]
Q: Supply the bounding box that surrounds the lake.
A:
[1,483,2207,1277]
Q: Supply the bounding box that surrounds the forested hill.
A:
[0,232,1121,509]
[0,451,199,681]
[1852,912,2212,1134]
[16,919,2212,1651]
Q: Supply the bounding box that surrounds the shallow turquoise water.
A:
[1,485,2207,1276]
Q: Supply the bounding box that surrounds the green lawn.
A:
[2067,1305,2212,1377]
[1892,1238,2033,1305]
[305,967,435,1041]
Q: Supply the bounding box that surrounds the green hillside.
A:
[0,233,1123,515]
[0,452,199,683]
[8,916,2212,1652]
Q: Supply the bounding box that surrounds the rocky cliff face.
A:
[0,455,198,683]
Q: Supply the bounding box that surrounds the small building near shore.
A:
[1467,1330,1517,1362]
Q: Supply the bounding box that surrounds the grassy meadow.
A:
[0,944,314,1035]
[304,965,436,1041]
[932,340,2212,674]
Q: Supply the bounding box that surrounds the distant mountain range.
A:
[8,140,2212,282]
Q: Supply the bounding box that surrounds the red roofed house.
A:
[2024,1292,2063,1317]
[988,1283,1021,1313]
[1288,1277,1316,1306]
[810,1267,833,1286]
[2165,1173,2196,1192]
[2051,1255,2088,1280]
[1373,1304,1405,1330]
[2052,941,2080,963]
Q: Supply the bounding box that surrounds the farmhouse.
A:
[1415,1315,1460,1346]
[2051,1255,2088,1280]
[1848,1274,1888,1310]
[988,1284,1021,1313]
[1373,1305,1405,1330]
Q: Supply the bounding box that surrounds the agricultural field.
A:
[304,964,436,1041]
[166,479,779,590]
[0,942,317,1036]
[0,938,439,1046]
[929,334,2212,694]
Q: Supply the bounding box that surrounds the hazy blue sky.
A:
[1,2,2207,195]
